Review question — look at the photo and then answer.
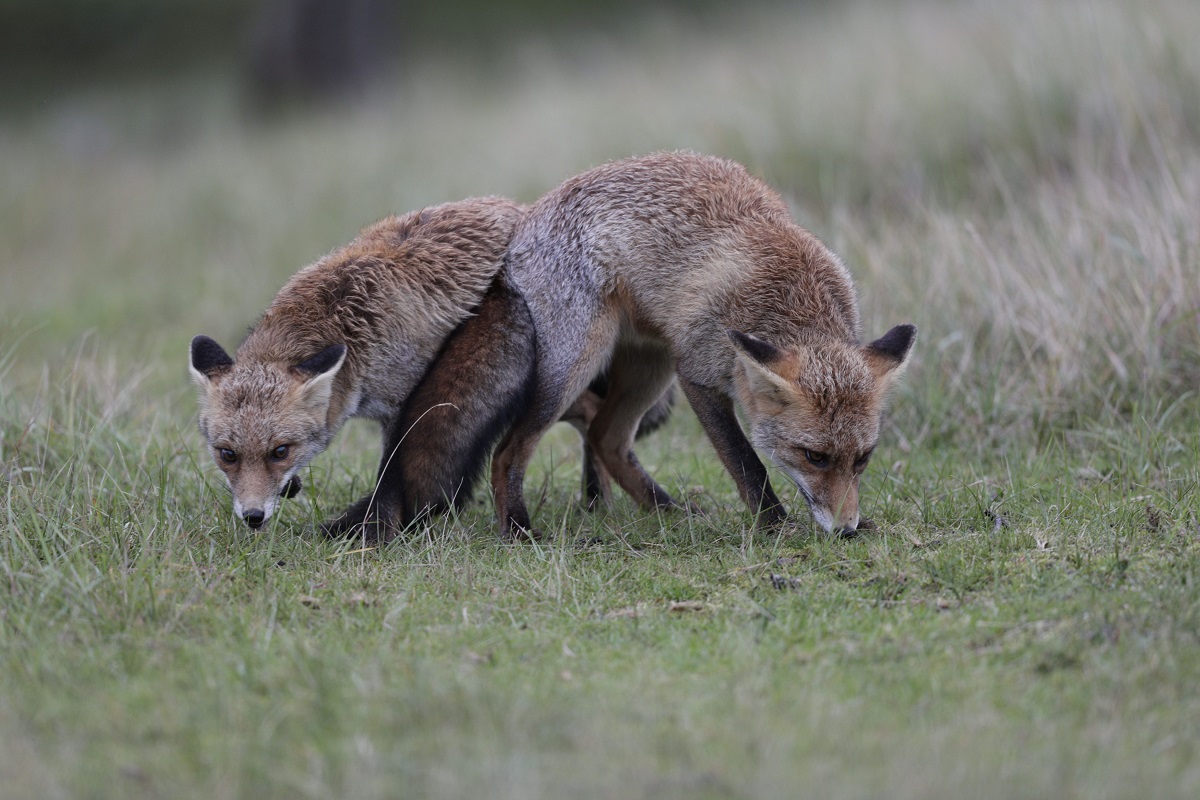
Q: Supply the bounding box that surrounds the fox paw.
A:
[500,522,544,543]
[321,516,376,541]
[321,497,401,542]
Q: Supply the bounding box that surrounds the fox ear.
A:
[295,344,347,378]
[863,324,917,393]
[728,330,784,366]
[293,344,347,414]
[728,329,803,397]
[189,335,233,388]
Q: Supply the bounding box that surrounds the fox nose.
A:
[243,509,266,529]
[834,515,864,537]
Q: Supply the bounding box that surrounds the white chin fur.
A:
[232,496,276,522]
[809,505,837,534]
[780,466,837,534]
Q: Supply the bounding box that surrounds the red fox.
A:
[188,197,534,538]
[490,152,916,538]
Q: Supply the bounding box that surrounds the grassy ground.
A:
[2,0,1199,797]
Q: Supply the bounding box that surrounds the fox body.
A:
[189,197,530,535]
[491,152,916,537]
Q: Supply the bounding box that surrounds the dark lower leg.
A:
[321,425,408,541]
[560,389,612,508]
[679,378,786,527]
[490,427,544,539]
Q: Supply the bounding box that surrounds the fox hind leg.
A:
[569,377,677,509]
[560,388,613,509]
[322,273,537,542]
[490,417,552,540]
[587,342,682,512]
[392,272,537,524]
[491,364,600,539]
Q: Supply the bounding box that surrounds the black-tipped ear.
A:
[865,324,917,367]
[190,335,234,379]
[295,344,347,377]
[727,329,783,366]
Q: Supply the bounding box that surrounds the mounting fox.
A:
[188,197,536,539]
[491,151,917,539]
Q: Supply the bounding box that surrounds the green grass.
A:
[3,0,1200,797]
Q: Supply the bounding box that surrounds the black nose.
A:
[243,509,266,529]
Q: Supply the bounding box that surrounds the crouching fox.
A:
[491,152,916,538]
[188,197,534,538]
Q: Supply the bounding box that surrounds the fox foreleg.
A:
[678,378,786,528]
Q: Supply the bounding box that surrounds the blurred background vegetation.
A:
[1,0,1198,446]
[0,0,752,104]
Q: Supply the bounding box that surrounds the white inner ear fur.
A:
[296,350,347,416]
[188,362,219,417]
[731,339,808,403]
[865,347,913,399]
[733,349,794,397]
[189,362,217,392]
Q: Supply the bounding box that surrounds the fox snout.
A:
[231,490,277,530]
[777,462,860,536]
[806,484,860,537]
[768,449,865,537]
[233,476,303,530]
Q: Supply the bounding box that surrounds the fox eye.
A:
[854,452,873,471]
[271,445,289,461]
[219,448,238,464]
[804,450,829,468]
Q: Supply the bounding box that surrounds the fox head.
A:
[728,324,916,536]
[189,335,347,530]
